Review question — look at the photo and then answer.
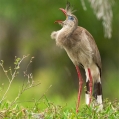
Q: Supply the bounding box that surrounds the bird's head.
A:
[55,2,78,28]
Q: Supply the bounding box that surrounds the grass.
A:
[0,55,119,118]
[0,98,119,119]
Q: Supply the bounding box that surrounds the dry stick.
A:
[0,63,11,83]
[6,81,41,111]
[0,54,43,116]
[5,55,40,110]
[23,56,34,84]
[0,55,29,103]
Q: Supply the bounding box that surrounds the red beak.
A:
[59,8,67,16]
[54,20,63,24]
[54,8,67,24]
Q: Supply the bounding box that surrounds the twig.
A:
[0,55,29,103]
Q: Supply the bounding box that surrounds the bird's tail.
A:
[85,68,103,111]
[93,78,103,110]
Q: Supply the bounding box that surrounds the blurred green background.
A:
[0,0,119,108]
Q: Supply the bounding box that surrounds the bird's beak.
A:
[54,8,67,24]
[59,8,67,16]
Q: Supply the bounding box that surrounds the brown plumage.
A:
[51,2,103,112]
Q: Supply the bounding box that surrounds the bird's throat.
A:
[61,25,75,37]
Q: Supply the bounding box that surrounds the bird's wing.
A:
[72,26,102,74]
[84,28,102,73]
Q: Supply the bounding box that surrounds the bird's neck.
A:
[59,25,76,38]
[56,25,77,48]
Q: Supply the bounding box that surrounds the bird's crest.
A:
[65,2,76,15]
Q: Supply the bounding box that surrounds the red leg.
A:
[88,68,93,105]
[75,66,83,113]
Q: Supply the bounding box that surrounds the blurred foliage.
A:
[0,0,119,104]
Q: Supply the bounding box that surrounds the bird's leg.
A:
[75,66,83,113]
[85,68,93,105]
[88,68,93,105]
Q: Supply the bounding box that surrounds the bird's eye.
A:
[68,16,74,21]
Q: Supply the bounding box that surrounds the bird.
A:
[51,2,103,113]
